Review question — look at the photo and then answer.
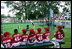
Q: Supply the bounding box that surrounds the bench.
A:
[12,41,65,48]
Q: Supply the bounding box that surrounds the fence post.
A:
[49,8,54,34]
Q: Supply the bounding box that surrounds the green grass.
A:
[1,23,71,48]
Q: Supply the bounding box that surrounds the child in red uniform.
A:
[20,29,29,45]
[52,25,65,42]
[28,29,37,44]
[2,32,12,48]
[1,31,5,48]
[36,28,43,43]
[1,31,5,43]
[43,27,50,42]
[12,29,21,47]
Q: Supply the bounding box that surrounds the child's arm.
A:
[47,33,50,39]
[54,32,56,37]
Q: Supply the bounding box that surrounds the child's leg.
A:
[1,44,4,48]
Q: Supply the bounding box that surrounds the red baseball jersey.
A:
[2,37,12,48]
[54,30,65,40]
[36,33,43,41]
[43,32,50,39]
[12,33,21,43]
[20,34,29,42]
[28,34,36,42]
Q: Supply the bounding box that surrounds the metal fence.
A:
[1,17,71,28]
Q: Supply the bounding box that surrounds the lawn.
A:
[1,23,71,48]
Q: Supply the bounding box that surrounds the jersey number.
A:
[38,36,42,40]
[58,34,63,38]
[15,37,20,41]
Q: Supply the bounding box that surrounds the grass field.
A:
[1,23,71,48]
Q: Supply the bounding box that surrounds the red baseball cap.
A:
[4,32,11,37]
[37,28,41,31]
[44,27,49,31]
[29,29,34,32]
[22,29,27,32]
[56,25,63,29]
[29,29,35,34]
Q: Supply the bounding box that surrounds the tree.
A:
[63,1,71,13]
[1,14,6,18]
[4,1,66,19]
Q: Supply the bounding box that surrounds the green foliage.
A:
[1,14,5,18]
[15,12,23,18]
[53,7,59,14]
[4,1,70,19]
[4,1,60,19]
